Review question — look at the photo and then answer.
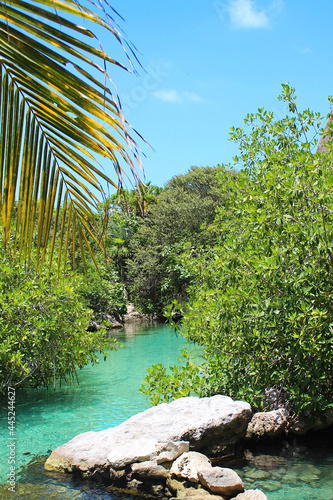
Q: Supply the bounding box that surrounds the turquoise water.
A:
[0,324,193,485]
[0,322,333,499]
[231,447,333,500]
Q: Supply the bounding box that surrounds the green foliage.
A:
[0,259,114,392]
[78,262,127,320]
[140,349,207,405]
[143,85,333,416]
[127,166,231,315]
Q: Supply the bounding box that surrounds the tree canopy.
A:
[142,85,333,417]
[127,166,232,315]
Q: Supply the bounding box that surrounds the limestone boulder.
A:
[246,409,288,440]
[123,303,150,321]
[45,395,251,473]
[198,467,244,496]
[107,437,157,468]
[234,490,268,500]
[170,452,211,482]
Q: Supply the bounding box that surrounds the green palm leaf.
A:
[0,0,144,271]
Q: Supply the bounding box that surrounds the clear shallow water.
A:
[230,446,333,500]
[0,323,193,485]
[0,322,333,499]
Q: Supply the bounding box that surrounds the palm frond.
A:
[0,0,144,271]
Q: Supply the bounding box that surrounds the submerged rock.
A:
[45,395,252,474]
[233,490,269,500]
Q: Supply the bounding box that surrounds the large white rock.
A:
[45,395,251,473]
[107,438,157,468]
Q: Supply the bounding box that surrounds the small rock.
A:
[150,484,165,497]
[198,467,244,496]
[131,460,170,479]
[171,452,211,483]
[289,463,321,483]
[166,477,188,495]
[181,486,225,500]
[246,409,288,440]
[125,478,143,493]
[260,481,281,492]
[156,441,190,464]
[233,490,269,500]
[245,470,271,480]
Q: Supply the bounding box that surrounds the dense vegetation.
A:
[0,166,224,391]
[126,166,232,315]
[0,258,114,392]
[142,86,333,417]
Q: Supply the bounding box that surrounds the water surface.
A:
[0,323,192,484]
[1,322,333,499]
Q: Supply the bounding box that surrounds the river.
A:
[0,322,332,499]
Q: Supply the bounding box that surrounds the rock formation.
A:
[246,409,288,440]
[45,395,252,473]
[44,395,269,498]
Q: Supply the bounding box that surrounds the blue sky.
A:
[101,0,333,189]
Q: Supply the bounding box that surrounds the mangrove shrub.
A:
[142,85,333,416]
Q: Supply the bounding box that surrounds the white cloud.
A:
[153,89,182,103]
[183,92,204,103]
[227,0,269,29]
[153,89,204,103]
[296,47,313,55]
